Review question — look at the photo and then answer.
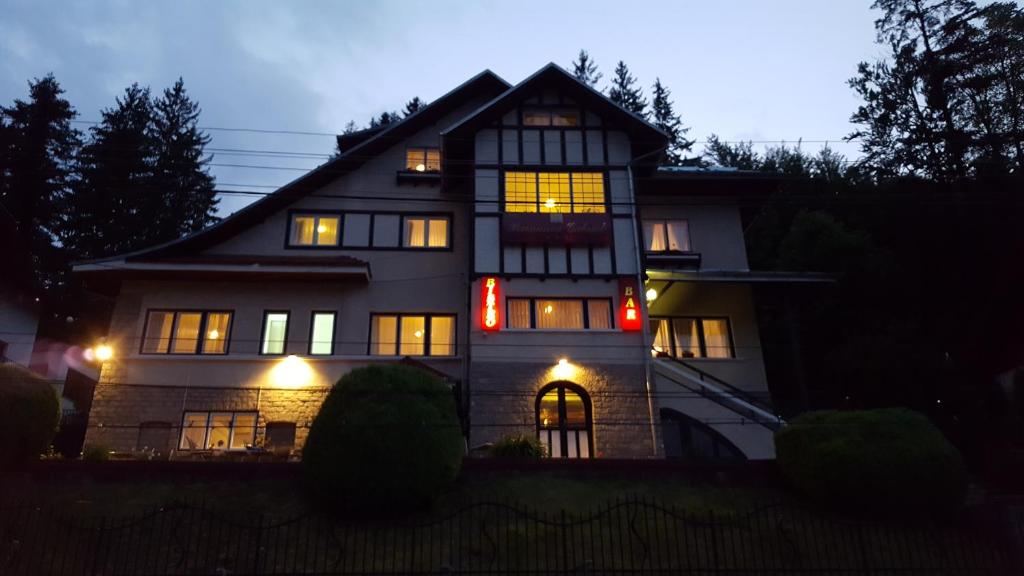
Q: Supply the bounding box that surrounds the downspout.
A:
[627,147,666,457]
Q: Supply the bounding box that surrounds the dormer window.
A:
[289,214,340,247]
[405,147,441,172]
[522,108,579,127]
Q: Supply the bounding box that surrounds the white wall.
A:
[0,288,37,367]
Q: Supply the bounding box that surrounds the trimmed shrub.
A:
[0,363,60,469]
[303,365,464,513]
[775,408,966,517]
[490,433,546,458]
[81,444,110,462]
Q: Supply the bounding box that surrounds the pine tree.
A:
[703,135,760,170]
[64,84,157,259]
[368,111,401,128]
[608,61,647,118]
[151,78,218,239]
[0,75,81,287]
[570,50,602,88]
[403,97,424,117]
[650,78,693,165]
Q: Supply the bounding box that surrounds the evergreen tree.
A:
[64,84,157,259]
[650,78,693,165]
[0,75,81,287]
[342,120,359,135]
[151,78,218,239]
[703,135,760,170]
[607,61,647,118]
[403,97,424,117]
[570,50,602,88]
[368,111,401,128]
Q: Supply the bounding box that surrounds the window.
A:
[507,298,613,330]
[643,220,691,252]
[141,311,232,355]
[265,422,297,454]
[536,383,592,459]
[402,216,449,248]
[522,108,580,127]
[503,172,605,213]
[261,312,289,355]
[650,317,734,359]
[309,312,336,355]
[370,314,456,357]
[660,409,745,462]
[289,214,340,246]
[178,411,257,451]
[405,148,441,172]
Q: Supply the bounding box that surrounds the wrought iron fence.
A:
[0,497,1020,575]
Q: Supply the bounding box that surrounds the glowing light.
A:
[544,198,556,209]
[544,304,554,314]
[208,329,220,340]
[553,357,576,380]
[271,355,313,388]
[646,288,658,302]
[94,344,114,362]
[482,277,500,331]
[415,163,426,172]
[317,224,327,234]
[414,330,423,338]
[619,279,642,331]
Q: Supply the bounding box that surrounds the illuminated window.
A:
[289,214,340,247]
[370,314,455,357]
[536,383,592,459]
[506,298,613,330]
[261,311,289,355]
[522,108,580,127]
[178,411,257,451]
[649,317,734,359]
[142,310,232,355]
[309,312,336,355]
[643,220,691,252]
[403,216,449,248]
[405,147,441,172]
[503,172,605,213]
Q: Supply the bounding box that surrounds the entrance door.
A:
[536,383,593,458]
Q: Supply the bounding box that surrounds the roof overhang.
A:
[638,167,790,200]
[74,255,371,283]
[646,269,836,284]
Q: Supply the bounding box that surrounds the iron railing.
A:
[0,497,1019,575]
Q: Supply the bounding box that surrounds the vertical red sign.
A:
[482,277,500,331]
[619,278,642,331]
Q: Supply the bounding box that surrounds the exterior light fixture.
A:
[558,358,568,366]
[553,357,575,379]
[271,355,313,388]
[646,288,658,302]
[415,163,426,172]
[88,342,114,363]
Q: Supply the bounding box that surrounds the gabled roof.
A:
[441,63,669,177]
[76,69,511,267]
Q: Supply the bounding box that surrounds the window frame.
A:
[177,410,259,451]
[285,210,342,249]
[501,170,608,214]
[535,382,593,459]
[505,297,615,331]
[521,108,581,127]
[404,147,441,173]
[259,310,291,356]
[139,309,234,356]
[308,311,337,356]
[643,219,692,253]
[400,214,451,249]
[367,313,458,357]
[649,316,736,359]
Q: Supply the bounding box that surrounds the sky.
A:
[0,0,885,215]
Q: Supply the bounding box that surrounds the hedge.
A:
[0,363,60,469]
[775,408,966,517]
[302,365,464,513]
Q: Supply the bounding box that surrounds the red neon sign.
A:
[482,277,500,331]
[619,278,642,331]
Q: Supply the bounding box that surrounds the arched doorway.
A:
[660,408,745,462]
[536,382,593,458]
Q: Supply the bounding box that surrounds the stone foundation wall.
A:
[469,361,660,459]
[84,383,330,455]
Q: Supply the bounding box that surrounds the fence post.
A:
[561,509,569,575]
[708,509,719,570]
[252,513,264,575]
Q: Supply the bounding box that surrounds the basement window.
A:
[179,411,257,450]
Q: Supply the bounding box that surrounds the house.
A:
[0,205,39,368]
[75,64,792,460]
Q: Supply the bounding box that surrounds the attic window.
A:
[289,214,340,247]
[523,109,579,127]
[405,148,441,172]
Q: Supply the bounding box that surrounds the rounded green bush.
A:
[490,433,546,458]
[775,408,966,517]
[0,363,60,469]
[302,365,464,513]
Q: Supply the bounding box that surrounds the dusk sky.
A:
[1,0,883,215]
